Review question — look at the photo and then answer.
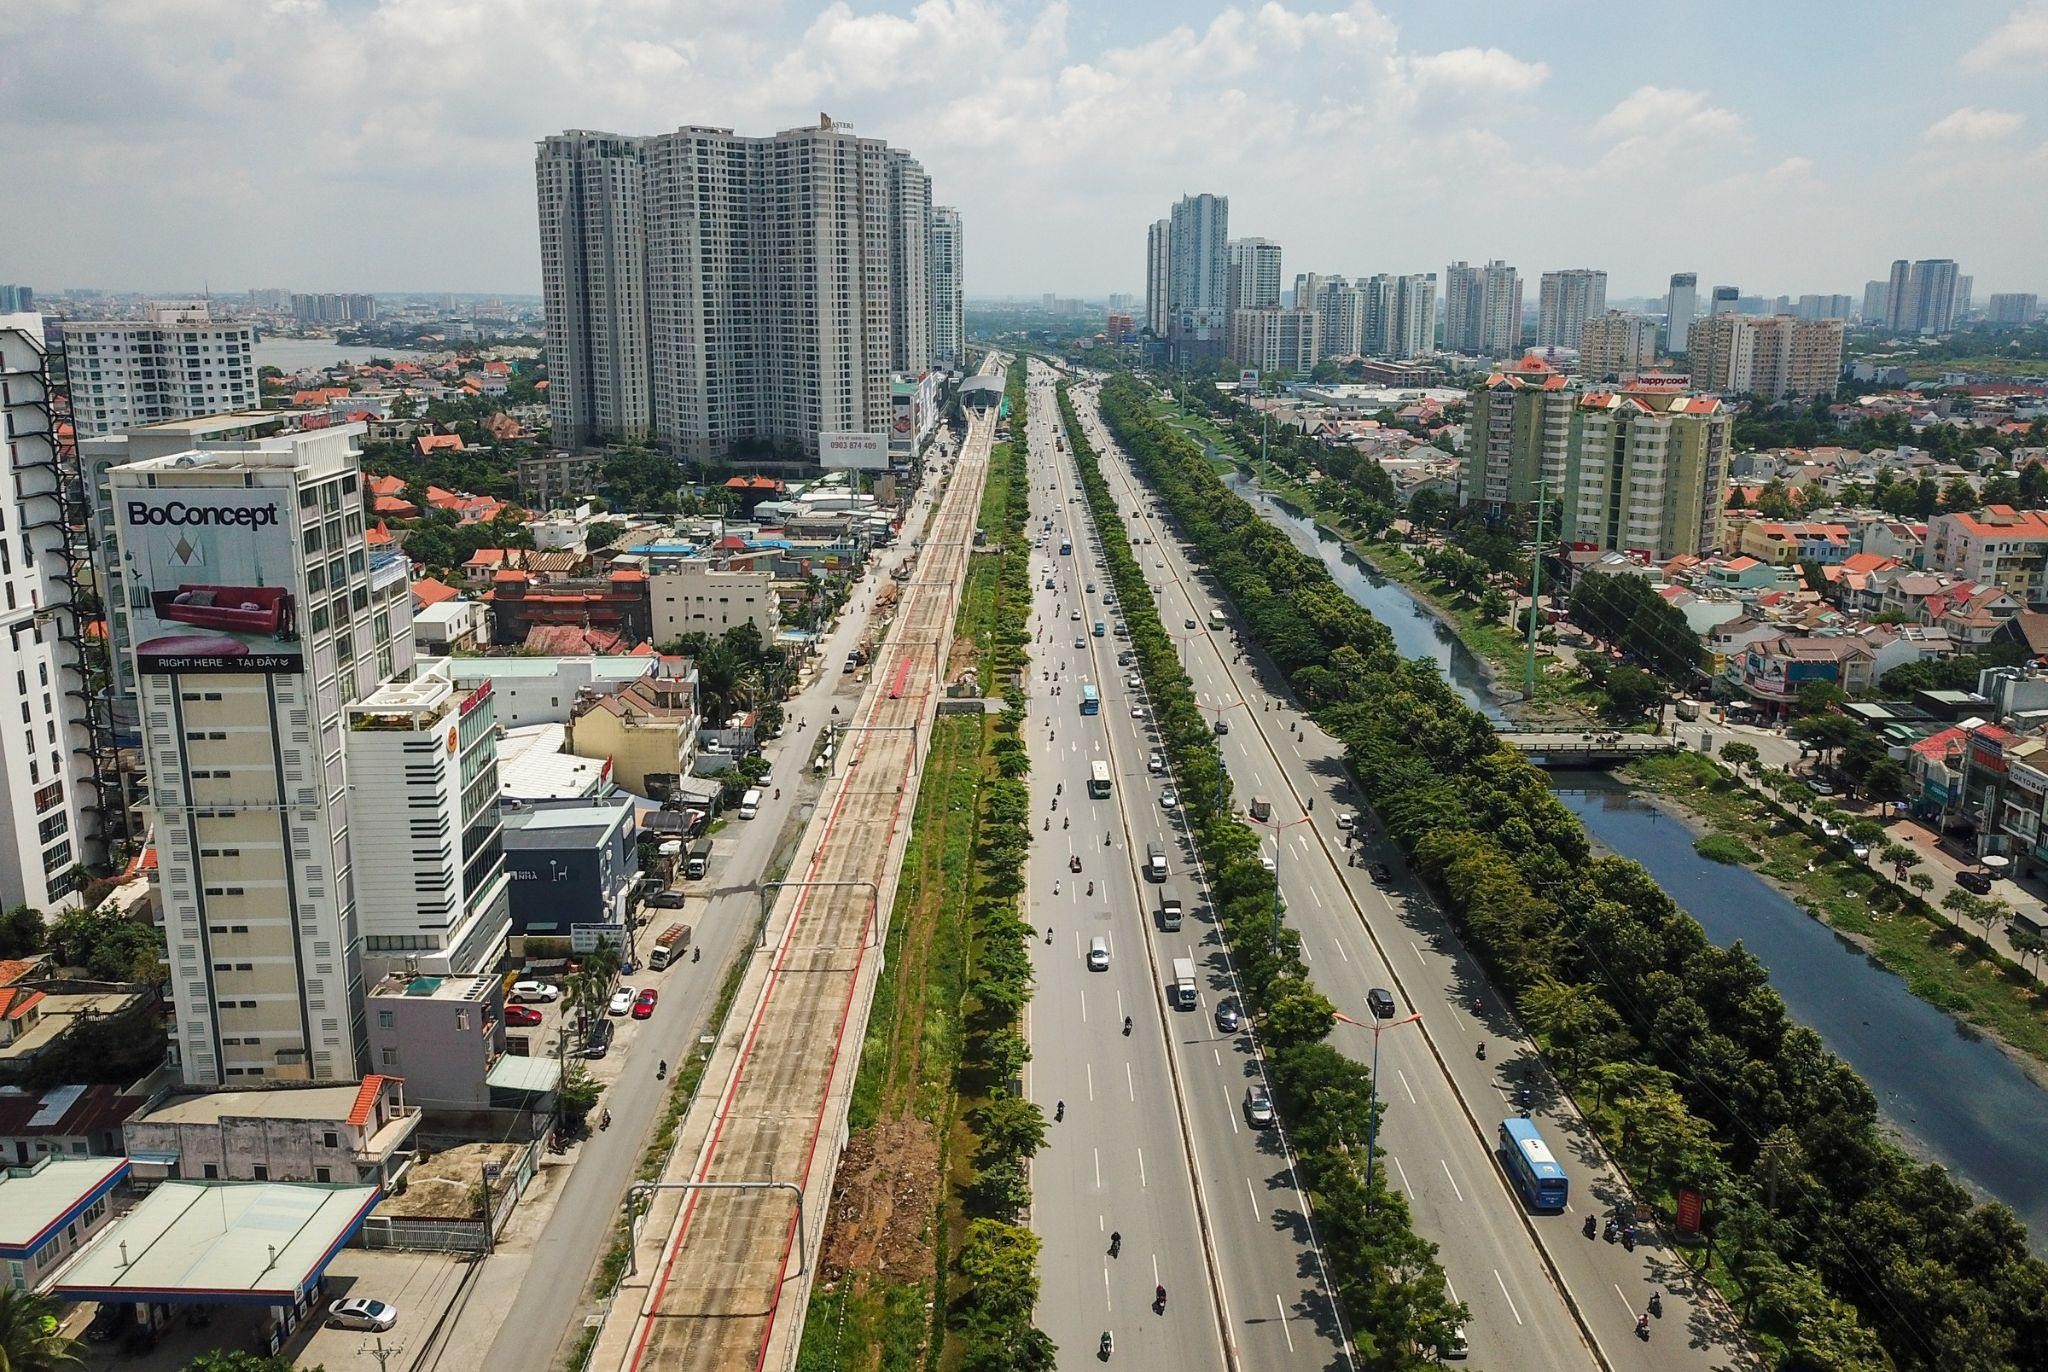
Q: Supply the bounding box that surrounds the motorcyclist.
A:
[1637,1313,1650,1340]
[1123,1016,1132,1034]
[1477,1041,1487,1060]
[1583,1214,1598,1239]
[1155,1284,1166,1310]
[1648,1290,1663,1318]
[1109,1231,1121,1256]
[1055,1100,1065,1121]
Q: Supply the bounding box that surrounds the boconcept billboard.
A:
[120,489,305,674]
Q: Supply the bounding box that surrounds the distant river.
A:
[254,338,431,372]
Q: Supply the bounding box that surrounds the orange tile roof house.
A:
[1926,505,2048,608]
[415,432,466,457]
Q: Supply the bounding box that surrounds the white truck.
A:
[1171,957,1198,1010]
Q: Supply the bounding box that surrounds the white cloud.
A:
[1591,86,1743,144]
[1407,47,1550,98]
[1961,2,2048,70]
[1921,106,2025,144]
[0,1,2039,298]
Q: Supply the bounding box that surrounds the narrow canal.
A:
[1230,468,2048,1241]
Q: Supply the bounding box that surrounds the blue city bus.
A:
[1079,683,1100,715]
[1498,1117,1569,1211]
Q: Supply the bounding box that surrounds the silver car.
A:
[329,1298,398,1332]
[1243,1084,1276,1128]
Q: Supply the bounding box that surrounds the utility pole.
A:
[1523,479,1549,701]
[358,1336,403,1370]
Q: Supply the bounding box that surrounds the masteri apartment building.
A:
[537,116,940,460]
[109,424,396,1085]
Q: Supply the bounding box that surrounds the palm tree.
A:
[0,1287,83,1370]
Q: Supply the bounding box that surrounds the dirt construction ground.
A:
[819,1117,941,1283]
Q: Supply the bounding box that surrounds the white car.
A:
[1131,703,1147,719]
[509,981,560,1004]
[1148,751,1166,775]
[607,987,638,1016]
[329,1298,398,1332]
[1261,853,1276,873]
[1127,673,1142,688]
[1160,787,1179,810]
[1335,812,1357,831]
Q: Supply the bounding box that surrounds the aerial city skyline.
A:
[4,4,2048,1372]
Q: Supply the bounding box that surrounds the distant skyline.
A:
[5,1,2047,300]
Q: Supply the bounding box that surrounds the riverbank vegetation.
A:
[1093,370,2048,1371]
[1061,378,1465,1368]
[1627,750,2048,1069]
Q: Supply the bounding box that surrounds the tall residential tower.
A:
[537,116,936,459]
[930,206,966,367]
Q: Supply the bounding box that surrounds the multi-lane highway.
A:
[588,353,1006,1372]
[1022,359,1348,1372]
[1058,367,1751,1372]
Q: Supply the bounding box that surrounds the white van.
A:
[739,788,763,820]
[1087,936,1110,971]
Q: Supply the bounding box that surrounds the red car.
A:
[631,989,659,1020]
[504,1004,543,1027]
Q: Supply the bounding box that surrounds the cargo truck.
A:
[648,923,692,970]
[685,838,713,880]
[1145,842,1168,882]
[1171,957,1198,1009]
[1159,892,1183,931]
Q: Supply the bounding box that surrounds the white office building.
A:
[650,561,778,643]
[0,318,97,909]
[931,206,966,367]
[343,662,511,981]
[1165,193,1230,359]
[1444,260,1522,358]
[537,116,932,459]
[1537,269,1607,350]
[110,425,386,1085]
[1363,273,1438,358]
[1230,307,1320,377]
[1665,273,1698,355]
[1145,219,1172,337]
[1227,238,1284,317]
[61,303,259,437]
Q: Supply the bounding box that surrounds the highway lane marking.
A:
[1275,1295,1296,1352]
[1126,1061,1136,1101]
[1392,1155,1414,1195]
[1395,1068,1417,1104]
[1411,941,1427,966]
[1244,1177,1261,1221]
[1137,1148,1147,1188]
[1093,1148,1101,1189]
[1223,1085,1240,1132]
[1104,1265,1112,1310]
[1494,1271,1525,1324]
[1086,1062,1095,1101]
[1439,1159,1465,1203]
[1613,1284,1635,1318]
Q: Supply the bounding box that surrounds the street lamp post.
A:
[1266,814,1315,952]
[1335,1008,1422,1210]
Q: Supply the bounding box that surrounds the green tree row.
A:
[1061,381,1465,1367]
[1092,370,2048,1370]
[947,364,1056,1372]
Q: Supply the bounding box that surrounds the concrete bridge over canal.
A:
[1499,729,1682,766]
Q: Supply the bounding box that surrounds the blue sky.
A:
[4,1,2044,299]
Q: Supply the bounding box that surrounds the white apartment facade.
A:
[111,426,383,1086]
[650,561,777,643]
[61,303,258,437]
[1363,273,1437,358]
[537,117,930,460]
[1536,269,1608,350]
[0,319,96,909]
[1444,260,1522,358]
[1230,308,1320,377]
[1226,238,1283,317]
[931,206,966,367]
[1578,312,1660,378]
[1145,219,1171,337]
[344,662,511,980]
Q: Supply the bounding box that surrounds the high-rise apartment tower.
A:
[1536,269,1607,350]
[930,206,966,367]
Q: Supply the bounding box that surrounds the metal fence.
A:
[359,1135,541,1253]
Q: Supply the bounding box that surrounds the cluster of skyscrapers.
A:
[537,115,965,460]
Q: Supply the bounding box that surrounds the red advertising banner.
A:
[1675,1187,1704,1233]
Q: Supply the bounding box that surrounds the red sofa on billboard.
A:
[149,584,297,638]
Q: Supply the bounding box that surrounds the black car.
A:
[1368,861,1395,886]
[581,1019,615,1059]
[1956,869,1995,895]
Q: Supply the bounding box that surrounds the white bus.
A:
[1088,760,1112,799]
